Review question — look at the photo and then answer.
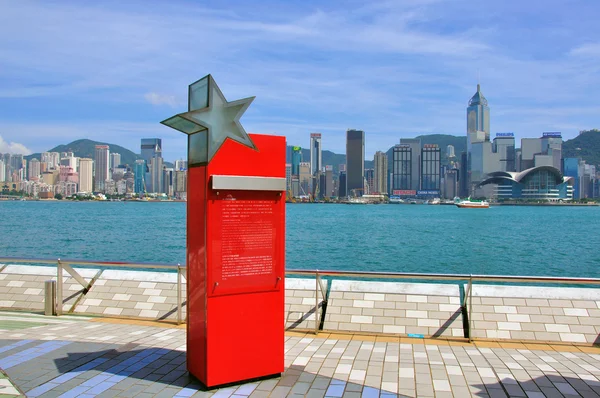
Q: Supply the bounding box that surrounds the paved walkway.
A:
[2,312,600,397]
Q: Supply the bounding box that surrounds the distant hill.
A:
[563,129,600,166]
[287,134,465,175]
[25,139,174,168]
[415,134,466,158]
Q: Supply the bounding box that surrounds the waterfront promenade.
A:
[3,311,600,397]
[4,264,600,396]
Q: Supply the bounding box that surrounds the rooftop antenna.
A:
[477,69,480,90]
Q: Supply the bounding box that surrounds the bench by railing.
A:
[2,257,600,341]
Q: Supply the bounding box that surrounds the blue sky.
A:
[1,0,599,161]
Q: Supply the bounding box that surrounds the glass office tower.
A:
[346,129,365,196]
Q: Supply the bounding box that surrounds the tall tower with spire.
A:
[466,84,490,140]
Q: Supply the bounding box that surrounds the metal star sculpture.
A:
[161,75,256,165]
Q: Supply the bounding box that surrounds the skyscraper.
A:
[285,164,292,195]
[110,153,121,171]
[373,151,388,194]
[492,134,516,172]
[79,158,93,193]
[163,168,174,197]
[150,156,164,193]
[9,154,24,181]
[10,154,24,173]
[41,152,60,170]
[0,159,4,182]
[443,169,459,199]
[141,139,162,164]
[291,147,302,176]
[141,138,163,193]
[60,155,78,170]
[467,84,490,140]
[299,162,311,196]
[459,152,468,197]
[393,138,421,191]
[338,171,347,198]
[520,133,562,171]
[563,158,580,199]
[324,165,333,199]
[94,145,109,192]
[466,84,491,194]
[420,144,441,191]
[346,129,365,196]
[365,169,374,194]
[174,159,188,171]
[446,145,455,158]
[2,154,10,179]
[541,132,563,170]
[134,159,146,194]
[310,133,322,176]
[28,158,40,180]
[174,170,187,195]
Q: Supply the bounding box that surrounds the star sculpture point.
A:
[161,75,257,164]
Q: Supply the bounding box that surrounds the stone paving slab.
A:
[2,314,600,396]
[0,368,23,397]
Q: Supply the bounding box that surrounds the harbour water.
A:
[1,201,598,277]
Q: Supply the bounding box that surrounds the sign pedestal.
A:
[186,134,286,387]
[160,75,285,388]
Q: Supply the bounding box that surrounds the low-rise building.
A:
[478,166,573,201]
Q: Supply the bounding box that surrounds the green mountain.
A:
[25,139,174,169]
[415,134,466,158]
[562,129,600,166]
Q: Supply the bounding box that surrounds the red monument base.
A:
[186,133,286,387]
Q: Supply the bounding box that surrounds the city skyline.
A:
[1,1,600,160]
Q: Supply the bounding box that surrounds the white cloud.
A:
[0,135,32,155]
[0,1,599,159]
[569,43,600,57]
[144,92,177,107]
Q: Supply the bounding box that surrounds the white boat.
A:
[346,197,369,204]
[456,198,489,208]
[389,196,404,204]
[426,198,441,205]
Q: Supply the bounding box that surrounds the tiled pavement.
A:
[0,368,22,397]
[3,314,600,396]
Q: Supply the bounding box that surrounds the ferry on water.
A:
[389,196,404,204]
[455,198,489,208]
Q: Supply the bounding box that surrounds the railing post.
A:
[56,259,63,316]
[315,270,320,335]
[177,264,182,325]
[468,275,473,343]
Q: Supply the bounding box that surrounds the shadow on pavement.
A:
[4,338,597,397]
[472,373,600,397]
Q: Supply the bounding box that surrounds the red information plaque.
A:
[208,191,283,297]
[186,133,286,388]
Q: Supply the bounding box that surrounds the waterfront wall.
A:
[323,280,463,337]
[2,265,600,345]
[0,265,186,320]
[470,285,600,344]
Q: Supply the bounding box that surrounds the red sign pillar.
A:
[186,133,286,387]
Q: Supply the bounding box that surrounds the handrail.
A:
[0,257,179,271]
[4,256,600,340]
[287,269,600,285]
[3,256,600,285]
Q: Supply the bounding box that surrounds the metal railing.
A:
[0,257,186,324]
[285,269,600,339]
[3,257,600,339]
